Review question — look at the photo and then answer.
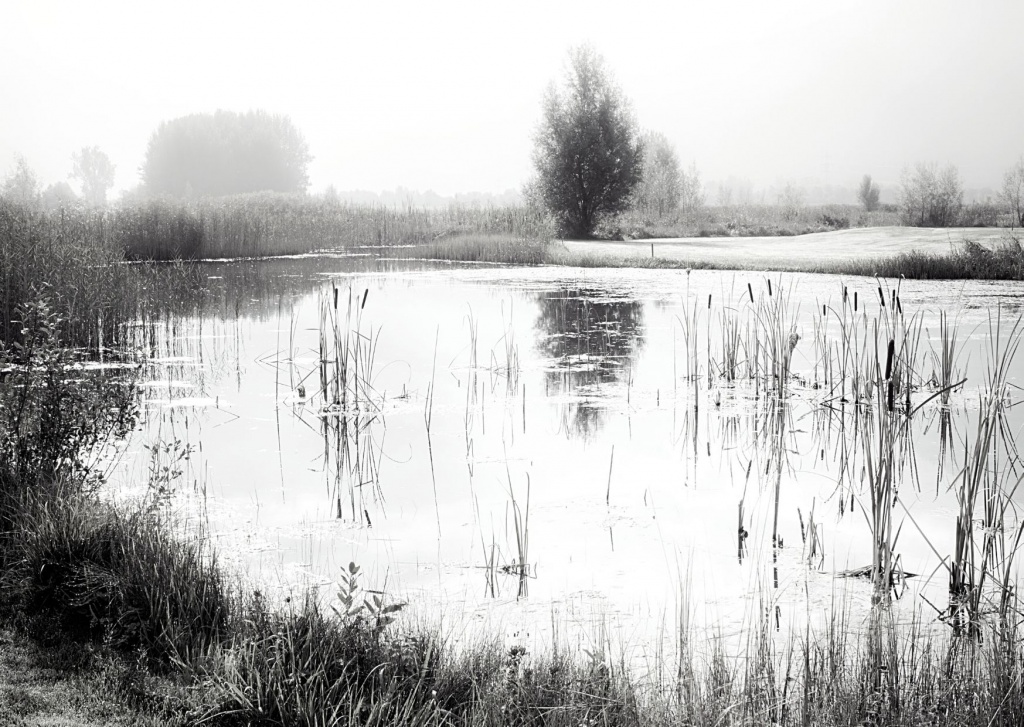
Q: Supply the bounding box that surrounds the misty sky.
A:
[2,1,1022,200]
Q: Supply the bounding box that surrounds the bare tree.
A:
[71,146,116,206]
[777,182,804,220]
[899,163,962,227]
[857,174,880,212]
[1001,156,1024,228]
[680,162,705,211]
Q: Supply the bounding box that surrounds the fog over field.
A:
[1,1,1022,202]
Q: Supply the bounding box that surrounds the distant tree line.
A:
[1,147,115,209]
[526,45,1024,237]
[141,110,312,198]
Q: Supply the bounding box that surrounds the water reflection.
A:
[117,257,1024,661]
[534,288,645,438]
[136,255,453,322]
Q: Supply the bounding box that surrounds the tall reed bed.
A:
[414,232,550,265]
[0,199,140,351]
[4,193,554,265]
[120,194,554,260]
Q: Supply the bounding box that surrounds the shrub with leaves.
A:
[0,293,138,501]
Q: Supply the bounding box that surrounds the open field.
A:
[567,226,1018,267]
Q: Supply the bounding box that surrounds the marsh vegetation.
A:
[5,211,1024,724]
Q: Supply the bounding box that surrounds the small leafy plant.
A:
[332,561,406,638]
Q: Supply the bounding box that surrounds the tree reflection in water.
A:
[534,288,645,438]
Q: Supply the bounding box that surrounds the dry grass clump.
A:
[415,233,551,265]
[817,236,1024,279]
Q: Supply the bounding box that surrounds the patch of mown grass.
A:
[595,204,902,240]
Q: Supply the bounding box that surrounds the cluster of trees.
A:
[3,110,313,208]
[860,159,1024,229]
[531,46,703,237]
[140,110,312,198]
[1,147,116,209]
[529,46,1024,235]
[5,64,1023,236]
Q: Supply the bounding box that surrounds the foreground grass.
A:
[3,493,1024,726]
[0,624,189,727]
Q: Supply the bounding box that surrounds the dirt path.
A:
[563,226,1016,267]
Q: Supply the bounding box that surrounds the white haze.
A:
[1,0,1022,203]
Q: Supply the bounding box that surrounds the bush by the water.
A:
[0,296,138,500]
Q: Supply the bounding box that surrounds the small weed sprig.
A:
[333,561,407,638]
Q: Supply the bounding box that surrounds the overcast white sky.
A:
[2,0,1022,199]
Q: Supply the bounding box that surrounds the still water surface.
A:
[116,256,1024,659]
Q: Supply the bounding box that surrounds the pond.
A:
[114,255,1024,663]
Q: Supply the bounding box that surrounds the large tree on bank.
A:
[532,46,644,237]
[141,110,312,198]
